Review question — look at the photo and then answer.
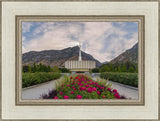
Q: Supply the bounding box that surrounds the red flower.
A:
[70,76,73,79]
[100,87,105,89]
[54,96,58,99]
[102,96,105,98]
[67,84,70,87]
[107,88,111,91]
[87,88,92,93]
[113,89,117,93]
[92,87,97,91]
[76,95,82,99]
[97,85,101,88]
[70,91,74,94]
[73,88,76,90]
[60,92,63,95]
[80,84,84,86]
[61,84,64,87]
[72,86,75,88]
[79,87,82,91]
[82,87,86,90]
[85,84,89,87]
[64,95,69,99]
[97,91,100,95]
[114,93,120,99]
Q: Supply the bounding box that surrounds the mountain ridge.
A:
[22,46,102,68]
[109,43,138,64]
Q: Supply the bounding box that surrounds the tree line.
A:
[91,61,138,73]
[23,63,70,73]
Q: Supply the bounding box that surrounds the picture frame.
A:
[16,15,144,106]
[1,0,159,120]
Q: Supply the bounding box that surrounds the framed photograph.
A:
[1,0,159,120]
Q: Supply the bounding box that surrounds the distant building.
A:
[65,43,96,73]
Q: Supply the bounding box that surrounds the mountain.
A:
[102,61,109,64]
[110,43,138,64]
[22,46,102,68]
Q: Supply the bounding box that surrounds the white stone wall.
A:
[65,60,96,69]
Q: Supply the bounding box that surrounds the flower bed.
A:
[43,74,126,99]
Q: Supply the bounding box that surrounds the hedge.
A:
[22,72,61,88]
[100,72,138,87]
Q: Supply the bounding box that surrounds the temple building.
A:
[65,43,96,73]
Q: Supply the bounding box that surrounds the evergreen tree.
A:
[121,64,127,72]
[128,66,135,73]
[33,63,37,73]
[28,64,32,73]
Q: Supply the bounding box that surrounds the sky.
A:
[22,22,138,63]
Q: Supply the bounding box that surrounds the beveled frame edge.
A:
[1,0,159,2]
[15,15,144,106]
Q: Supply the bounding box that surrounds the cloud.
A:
[22,22,33,33]
[22,22,138,63]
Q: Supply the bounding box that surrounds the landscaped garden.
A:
[22,72,61,88]
[100,72,138,87]
[43,74,126,99]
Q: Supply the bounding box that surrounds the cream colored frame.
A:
[16,15,145,106]
[1,1,159,120]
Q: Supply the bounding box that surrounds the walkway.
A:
[22,79,57,99]
[22,77,138,100]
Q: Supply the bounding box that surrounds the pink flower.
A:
[114,93,120,99]
[72,86,75,88]
[70,91,74,94]
[113,89,117,93]
[97,91,100,95]
[85,84,89,87]
[73,88,76,90]
[100,87,105,89]
[126,77,128,79]
[97,85,101,88]
[87,88,92,93]
[61,84,64,87]
[107,88,111,91]
[67,84,70,87]
[92,87,97,91]
[102,96,105,98]
[63,95,69,99]
[114,93,120,98]
[80,84,84,86]
[76,95,82,99]
[54,96,58,99]
[79,87,82,91]
[84,81,87,83]
[82,87,86,90]
[60,92,63,95]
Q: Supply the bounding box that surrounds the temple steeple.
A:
[78,42,82,61]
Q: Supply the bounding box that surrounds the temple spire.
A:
[78,42,82,61]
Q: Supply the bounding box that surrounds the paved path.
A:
[22,79,58,99]
[22,77,138,100]
[108,81,138,99]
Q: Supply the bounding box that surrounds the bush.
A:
[43,74,126,99]
[22,72,61,88]
[91,68,100,73]
[100,72,138,87]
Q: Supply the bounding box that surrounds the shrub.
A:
[100,72,138,87]
[91,68,100,73]
[22,72,61,88]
